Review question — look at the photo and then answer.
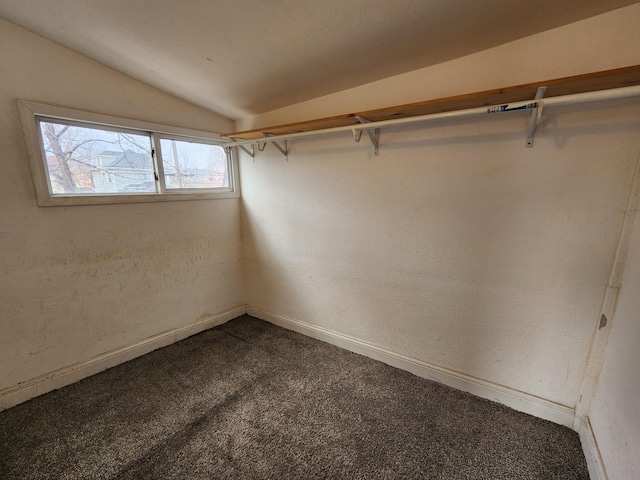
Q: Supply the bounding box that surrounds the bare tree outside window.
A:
[21,101,237,206]
[160,138,228,189]
[39,120,155,194]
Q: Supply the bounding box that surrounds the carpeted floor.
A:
[0,315,588,479]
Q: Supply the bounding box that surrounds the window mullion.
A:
[18,101,239,206]
[152,133,167,193]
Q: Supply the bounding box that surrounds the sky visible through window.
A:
[39,119,228,195]
[160,138,228,189]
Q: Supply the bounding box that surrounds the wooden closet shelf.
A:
[221,65,640,140]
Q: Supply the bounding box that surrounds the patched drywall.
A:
[239,5,640,409]
[588,200,640,479]
[0,18,242,393]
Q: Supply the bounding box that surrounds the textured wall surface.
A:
[239,5,640,410]
[2,6,640,478]
[589,211,640,480]
[241,103,640,407]
[0,18,242,391]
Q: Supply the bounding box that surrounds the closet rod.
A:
[223,84,640,148]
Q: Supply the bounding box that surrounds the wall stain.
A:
[599,314,608,330]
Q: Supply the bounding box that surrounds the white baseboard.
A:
[0,305,246,411]
[247,306,575,428]
[578,416,608,480]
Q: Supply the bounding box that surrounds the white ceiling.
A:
[0,0,636,119]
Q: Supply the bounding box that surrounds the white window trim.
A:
[18,100,240,206]
[153,133,233,194]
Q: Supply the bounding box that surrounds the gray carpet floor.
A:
[0,315,588,479]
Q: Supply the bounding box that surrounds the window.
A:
[18,101,238,206]
[157,136,230,190]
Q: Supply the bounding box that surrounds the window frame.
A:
[153,133,233,193]
[18,100,239,206]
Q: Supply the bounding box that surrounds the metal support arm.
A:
[270,139,288,161]
[239,144,255,158]
[355,116,379,156]
[526,86,547,148]
[222,85,640,157]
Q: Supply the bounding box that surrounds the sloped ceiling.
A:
[0,0,636,119]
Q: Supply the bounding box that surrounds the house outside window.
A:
[19,101,239,206]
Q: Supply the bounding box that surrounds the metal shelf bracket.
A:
[526,86,547,148]
[226,143,257,163]
[270,139,288,161]
[239,144,255,159]
[355,116,379,156]
[222,84,640,156]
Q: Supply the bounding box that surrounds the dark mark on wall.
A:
[599,314,608,330]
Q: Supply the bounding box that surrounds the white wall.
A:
[241,103,640,408]
[2,5,640,477]
[0,18,243,398]
[239,3,640,410]
[588,204,640,480]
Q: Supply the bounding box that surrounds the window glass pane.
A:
[38,120,155,195]
[160,138,228,189]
